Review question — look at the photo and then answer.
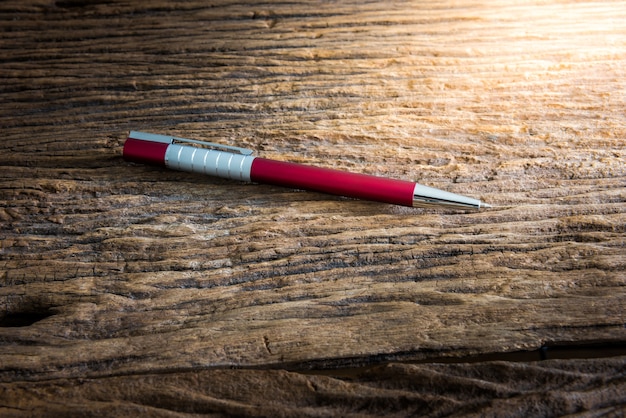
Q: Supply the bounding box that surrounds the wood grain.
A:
[3,357,626,417]
[1,0,625,415]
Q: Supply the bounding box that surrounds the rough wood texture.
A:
[3,357,626,417]
[1,0,625,415]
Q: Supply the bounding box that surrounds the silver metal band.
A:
[165,144,255,182]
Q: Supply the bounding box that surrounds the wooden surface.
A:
[1,0,625,415]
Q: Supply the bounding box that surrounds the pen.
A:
[123,131,491,210]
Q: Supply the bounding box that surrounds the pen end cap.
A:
[123,137,168,166]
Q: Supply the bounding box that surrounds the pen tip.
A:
[481,202,493,209]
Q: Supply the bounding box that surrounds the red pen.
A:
[123,131,490,210]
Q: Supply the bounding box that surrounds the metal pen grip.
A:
[165,144,255,182]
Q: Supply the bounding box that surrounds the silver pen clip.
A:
[128,131,254,156]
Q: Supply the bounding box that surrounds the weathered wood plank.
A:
[1,356,625,417]
[1,0,625,414]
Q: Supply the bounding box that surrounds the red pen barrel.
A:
[250,158,415,207]
[121,131,485,209]
[123,138,168,166]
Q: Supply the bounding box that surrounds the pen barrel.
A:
[165,144,255,182]
[123,137,169,166]
[250,158,416,207]
[124,132,487,210]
